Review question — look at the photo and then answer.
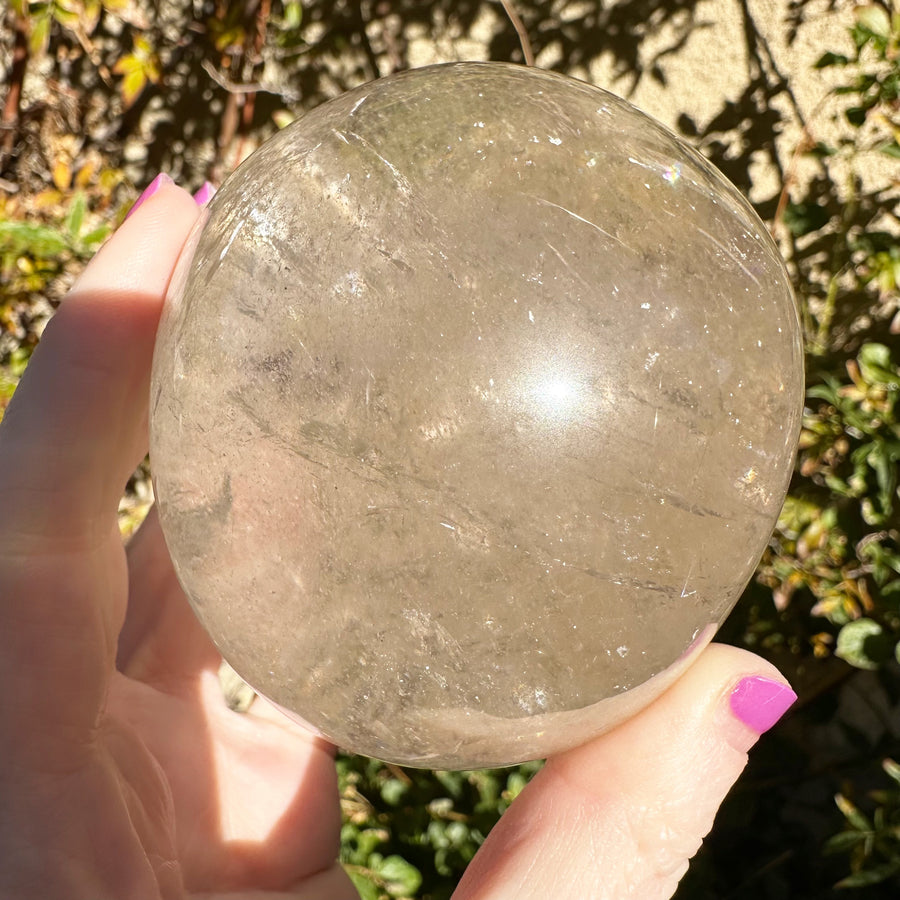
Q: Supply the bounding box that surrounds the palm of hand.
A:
[0,189,352,900]
[3,505,353,899]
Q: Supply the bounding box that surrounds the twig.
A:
[499,0,534,67]
[1,10,30,173]
[202,57,266,93]
[354,0,382,82]
[201,58,298,101]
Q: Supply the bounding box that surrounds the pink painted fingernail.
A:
[730,676,797,733]
[193,181,216,206]
[126,173,174,219]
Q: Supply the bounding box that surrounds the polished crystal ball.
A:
[150,62,804,768]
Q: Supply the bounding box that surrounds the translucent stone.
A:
[150,62,804,768]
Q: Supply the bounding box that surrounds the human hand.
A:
[0,177,796,899]
[0,177,351,899]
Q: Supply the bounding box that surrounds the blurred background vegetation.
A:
[3,0,900,896]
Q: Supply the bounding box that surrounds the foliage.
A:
[0,168,123,417]
[338,755,541,899]
[743,5,900,891]
[778,4,900,362]
[826,759,900,888]
[1,190,111,273]
[814,3,900,153]
[757,342,900,672]
[759,1,900,671]
[112,34,161,109]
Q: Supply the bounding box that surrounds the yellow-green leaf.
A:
[836,618,892,669]
[284,0,302,29]
[133,33,153,55]
[74,156,98,188]
[213,24,246,52]
[28,11,51,56]
[65,191,87,239]
[856,4,891,39]
[51,157,72,191]
[81,0,102,34]
[51,0,80,29]
[112,53,139,76]
[144,57,161,84]
[120,67,147,107]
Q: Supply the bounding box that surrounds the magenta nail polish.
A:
[126,173,174,219]
[730,676,797,733]
[193,181,216,206]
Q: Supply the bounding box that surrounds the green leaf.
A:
[882,758,900,785]
[858,342,897,381]
[345,868,382,900]
[0,220,69,257]
[879,140,900,159]
[506,767,537,800]
[28,10,51,56]
[783,200,830,237]
[837,859,900,888]
[51,0,80,29]
[379,777,408,807]
[7,346,32,378]
[373,855,423,897]
[434,770,465,799]
[867,444,897,516]
[824,830,867,854]
[78,224,110,250]
[836,618,892,670]
[65,191,86,240]
[284,0,302,29]
[807,381,841,403]
[835,792,874,832]
[807,141,837,158]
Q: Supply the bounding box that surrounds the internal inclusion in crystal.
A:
[150,62,804,768]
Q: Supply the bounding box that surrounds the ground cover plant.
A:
[2,1,900,896]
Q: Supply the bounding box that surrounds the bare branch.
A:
[201,59,299,102]
[499,0,534,67]
[1,10,30,173]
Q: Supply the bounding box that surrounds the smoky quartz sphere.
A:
[150,62,804,768]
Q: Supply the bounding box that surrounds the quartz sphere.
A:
[150,62,804,768]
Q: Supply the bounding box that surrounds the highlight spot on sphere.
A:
[150,62,804,768]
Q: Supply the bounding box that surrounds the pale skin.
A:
[0,182,792,899]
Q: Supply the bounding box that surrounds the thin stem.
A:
[0,10,30,174]
[499,0,534,67]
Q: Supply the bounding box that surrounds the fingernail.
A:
[193,181,216,206]
[126,173,174,219]
[730,676,797,733]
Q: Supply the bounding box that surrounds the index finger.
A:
[0,182,200,760]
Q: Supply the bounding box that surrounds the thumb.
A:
[453,644,796,900]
